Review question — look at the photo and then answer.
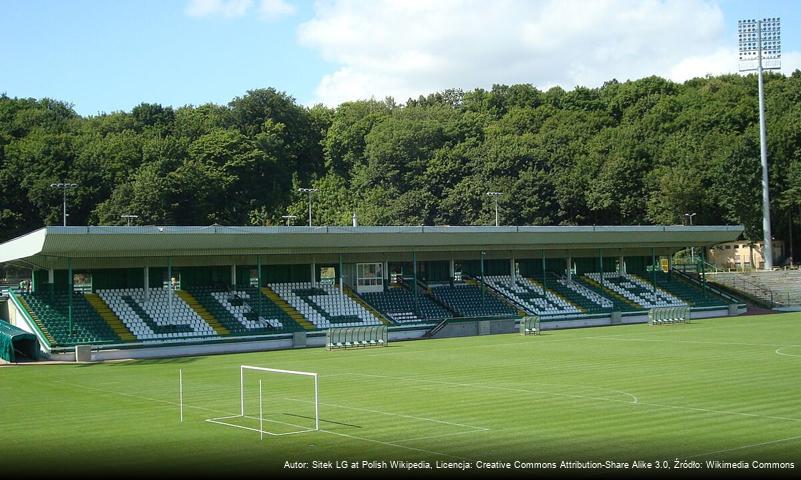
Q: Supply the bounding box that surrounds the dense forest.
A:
[2,72,801,251]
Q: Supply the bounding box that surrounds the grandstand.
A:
[361,285,453,324]
[0,225,745,361]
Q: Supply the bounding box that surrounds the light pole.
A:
[298,188,318,226]
[121,214,139,226]
[486,192,502,226]
[685,212,696,263]
[739,17,781,270]
[50,182,78,226]
[281,214,298,226]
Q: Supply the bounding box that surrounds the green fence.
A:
[326,325,388,349]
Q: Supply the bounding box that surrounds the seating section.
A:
[584,272,685,309]
[270,282,382,329]
[97,288,217,342]
[482,275,582,317]
[18,291,122,346]
[552,275,614,312]
[361,286,453,323]
[652,273,732,307]
[428,283,517,318]
[187,286,299,335]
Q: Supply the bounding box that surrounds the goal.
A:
[206,365,319,438]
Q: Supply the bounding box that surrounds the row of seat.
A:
[19,292,121,345]
[482,275,582,317]
[361,287,452,323]
[269,282,382,329]
[584,272,685,308]
[555,277,614,309]
[97,288,216,341]
[428,284,516,318]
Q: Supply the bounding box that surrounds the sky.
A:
[1,0,799,116]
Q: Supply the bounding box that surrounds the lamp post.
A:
[121,214,139,226]
[486,191,502,226]
[50,182,78,226]
[281,214,298,226]
[685,212,696,262]
[298,188,318,226]
[739,17,781,270]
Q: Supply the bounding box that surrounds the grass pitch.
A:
[2,313,801,477]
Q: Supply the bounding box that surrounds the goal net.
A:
[206,366,319,437]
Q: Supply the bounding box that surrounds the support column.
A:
[67,258,73,336]
[168,257,173,321]
[480,250,486,310]
[143,266,150,302]
[651,248,657,292]
[257,256,263,318]
[338,254,344,293]
[413,251,420,317]
[449,259,455,279]
[566,256,572,282]
[700,248,708,297]
[510,257,516,282]
[231,264,237,289]
[599,249,604,286]
[541,250,547,290]
[619,256,625,274]
[48,268,55,299]
[311,262,316,286]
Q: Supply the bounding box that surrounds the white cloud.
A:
[185,0,294,20]
[258,0,296,20]
[185,0,253,18]
[299,0,801,106]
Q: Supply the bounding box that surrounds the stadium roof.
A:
[0,225,743,267]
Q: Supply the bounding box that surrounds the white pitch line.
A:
[318,428,473,461]
[342,372,801,425]
[689,433,801,458]
[587,336,795,348]
[397,429,488,443]
[285,396,489,431]
[344,372,640,405]
[775,346,801,358]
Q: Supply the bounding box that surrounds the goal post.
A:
[240,365,319,432]
[206,365,319,437]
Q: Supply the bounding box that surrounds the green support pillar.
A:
[700,248,708,297]
[168,256,173,321]
[67,258,73,336]
[412,251,420,318]
[651,248,657,292]
[541,250,547,290]
[257,255,262,319]
[480,250,486,310]
[599,249,604,286]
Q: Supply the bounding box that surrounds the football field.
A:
[2,313,801,477]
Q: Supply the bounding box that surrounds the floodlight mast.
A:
[486,192,502,226]
[685,213,696,262]
[738,17,781,270]
[50,182,78,226]
[298,188,318,226]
